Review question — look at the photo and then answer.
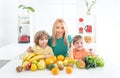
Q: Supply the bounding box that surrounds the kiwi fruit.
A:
[16,66,23,72]
[58,64,64,71]
[67,63,73,67]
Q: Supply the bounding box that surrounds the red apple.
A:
[79,18,83,22]
[22,61,32,71]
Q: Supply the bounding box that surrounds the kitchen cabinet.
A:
[18,15,30,43]
[78,15,96,52]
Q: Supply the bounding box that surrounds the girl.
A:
[27,30,54,58]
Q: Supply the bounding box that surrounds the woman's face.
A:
[74,39,83,50]
[38,37,48,48]
[55,23,65,38]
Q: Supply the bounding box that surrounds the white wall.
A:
[95,0,120,62]
[0,0,18,47]
[0,0,120,62]
[0,0,3,47]
[0,0,2,46]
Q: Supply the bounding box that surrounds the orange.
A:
[84,36,92,43]
[66,66,73,74]
[51,67,59,75]
[50,56,57,63]
[57,55,64,61]
[45,58,53,65]
[65,57,70,60]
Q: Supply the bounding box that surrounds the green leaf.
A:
[18,5,35,13]
[27,7,35,12]
[86,2,88,6]
[18,5,25,8]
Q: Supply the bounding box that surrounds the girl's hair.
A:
[34,30,49,45]
[52,18,69,46]
[73,35,82,45]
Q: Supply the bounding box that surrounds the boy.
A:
[69,35,88,60]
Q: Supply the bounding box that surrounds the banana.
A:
[26,53,36,61]
[29,54,45,62]
[22,52,31,61]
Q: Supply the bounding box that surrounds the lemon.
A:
[31,64,37,71]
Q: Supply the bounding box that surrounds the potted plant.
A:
[18,5,35,14]
[85,0,96,15]
[18,5,35,43]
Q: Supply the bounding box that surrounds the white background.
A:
[0,0,120,65]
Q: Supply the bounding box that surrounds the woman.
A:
[48,18,72,57]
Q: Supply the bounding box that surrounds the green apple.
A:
[68,58,75,65]
[63,59,69,66]
[22,61,28,68]
[57,61,63,66]
[32,60,38,64]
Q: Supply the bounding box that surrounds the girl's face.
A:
[56,23,65,38]
[38,37,48,48]
[74,39,83,50]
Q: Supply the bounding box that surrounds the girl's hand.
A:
[27,46,33,52]
[44,54,51,58]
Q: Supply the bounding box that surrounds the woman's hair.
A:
[52,18,69,46]
[34,30,49,45]
[73,35,82,45]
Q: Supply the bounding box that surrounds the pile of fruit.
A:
[16,53,74,75]
[16,52,104,75]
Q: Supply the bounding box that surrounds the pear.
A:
[37,59,46,70]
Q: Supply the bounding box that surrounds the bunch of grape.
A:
[83,55,104,69]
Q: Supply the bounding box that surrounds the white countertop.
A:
[0,59,120,78]
[0,43,31,60]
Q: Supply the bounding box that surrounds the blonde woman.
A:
[48,18,72,57]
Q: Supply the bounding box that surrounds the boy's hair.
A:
[34,30,49,45]
[52,18,69,46]
[73,35,82,45]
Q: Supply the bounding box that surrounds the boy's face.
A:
[38,36,48,48]
[56,23,65,38]
[74,39,83,50]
